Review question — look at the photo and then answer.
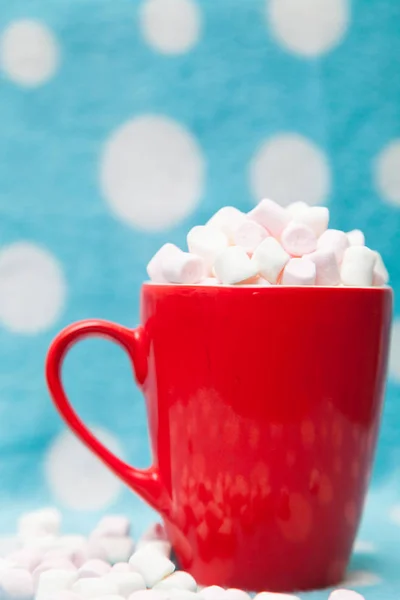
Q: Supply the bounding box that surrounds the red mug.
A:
[46,284,392,592]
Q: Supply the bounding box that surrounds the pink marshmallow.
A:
[248,199,291,238]
[281,222,317,256]
[329,590,365,600]
[305,249,340,286]
[281,258,316,286]
[0,567,34,599]
[233,220,269,254]
[93,516,131,538]
[78,558,111,578]
[317,229,349,263]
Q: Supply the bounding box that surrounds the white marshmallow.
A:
[281,258,316,286]
[248,199,291,237]
[49,535,88,568]
[373,253,389,286]
[254,594,300,600]
[305,249,340,286]
[36,569,78,600]
[167,592,197,600]
[153,571,197,592]
[78,558,111,578]
[254,277,271,286]
[329,591,365,600]
[6,549,42,572]
[225,590,251,600]
[233,220,269,254]
[105,572,146,597]
[137,524,167,544]
[199,277,219,286]
[214,246,259,285]
[317,229,349,263]
[251,237,290,283]
[97,597,125,600]
[128,547,175,588]
[294,206,329,237]
[33,559,76,587]
[341,246,376,287]
[52,592,82,600]
[112,563,133,573]
[0,537,19,559]
[281,222,317,256]
[134,540,171,558]
[347,229,365,246]
[72,577,119,598]
[206,207,247,242]
[198,586,226,599]
[286,201,308,218]
[93,516,131,538]
[146,244,182,283]
[94,536,134,564]
[128,592,169,600]
[187,226,229,273]
[0,568,34,600]
[161,250,205,284]
[18,509,61,540]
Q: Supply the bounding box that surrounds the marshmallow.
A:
[328,591,365,600]
[134,540,171,557]
[294,206,329,237]
[112,563,134,573]
[18,508,61,540]
[128,592,169,600]
[105,572,146,597]
[138,524,167,545]
[306,249,340,286]
[187,226,229,273]
[347,229,365,247]
[281,258,316,286]
[199,277,219,286]
[255,277,271,286]
[167,592,197,600]
[206,207,247,242]
[251,237,290,283]
[233,220,269,254]
[78,558,111,578]
[128,547,175,588]
[33,559,76,587]
[93,516,131,538]
[0,568,34,600]
[225,590,251,600]
[198,586,226,599]
[146,244,181,283]
[72,577,119,598]
[36,569,78,600]
[6,549,42,572]
[52,592,82,600]
[341,246,376,287]
[161,250,205,285]
[317,229,349,263]
[94,536,134,564]
[254,595,300,600]
[286,201,308,218]
[248,199,291,237]
[281,222,317,256]
[214,246,259,285]
[373,253,389,286]
[97,597,125,600]
[153,571,197,592]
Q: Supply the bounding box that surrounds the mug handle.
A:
[45,319,172,519]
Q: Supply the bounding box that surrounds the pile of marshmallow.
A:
[147,199,389,287]
[0,509,364,600]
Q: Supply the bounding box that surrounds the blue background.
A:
[0,0,399,597]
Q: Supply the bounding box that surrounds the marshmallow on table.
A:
[93,516,131,538]
[72,577,119,598]
[165,592,197,600]
[128,546,175,588]
[317,229,349,263]
[198,586,226,599]
[341,246,376,287]
[97,597,125,600]
[112,563,134,573]
[52,592,82,600]
[254,594,300,600]
[248,198,291,238]
[293,206,329,237]
[214,246,259,285]
[206,207,247,243]
[225,590,251,600]
[93,536,134,564]
[134,540,171,557]
[328,591,365,600]
[0,568,34,600]
[128,592,169,600]
[18,508,61,540]
[36,569,78,600]
[347,229,365,247]
[305,249,340,286]
[286,201,308,218]
[281,258,316,285]
[251,237,290,284]
[6,548,42,572]
[187,226,229,273]
[153,571,197,592]
[233,220,269,254]
[281,222,317,256]
[373,253,389,286]
[78,558,111,578]
[104,571,146,597]
[33,559,76,587]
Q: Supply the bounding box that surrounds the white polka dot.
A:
[353,540,376,554]
[45,427,123,510]
[101,115,205,231]
[267,0,349,57]
[375,140,400,205]
[0,20,59,86]
[389,504,400,525]
[249,133,330,207]
[140,0,201,54]
[388,319,400,382]
[342,570,382,588]
[0,242,66,334]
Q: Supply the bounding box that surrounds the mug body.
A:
[140,284,392,592]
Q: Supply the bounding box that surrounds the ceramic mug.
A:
[46,284,392,592]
